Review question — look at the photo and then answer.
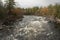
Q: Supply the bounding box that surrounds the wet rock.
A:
[0,15,60,40]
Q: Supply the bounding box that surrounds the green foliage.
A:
[0,0,60,26]
[5,0,15,9]
[0,0,23,25]
[24,7,39,15]
[0,0,7,20]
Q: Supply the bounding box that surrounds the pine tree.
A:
[5,0,15,14]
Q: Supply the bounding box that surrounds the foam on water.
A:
[0,15,60,40]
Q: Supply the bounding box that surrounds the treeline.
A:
[24,4,60,19]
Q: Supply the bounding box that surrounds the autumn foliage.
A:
[0,0,60,26]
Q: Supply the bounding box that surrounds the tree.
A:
[53,4,60,19]
[0,0,3,7]
[0,0,3,10]
[5,0,15,14]
[0,0,6,20]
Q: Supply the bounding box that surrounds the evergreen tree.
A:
[5,0,15,14]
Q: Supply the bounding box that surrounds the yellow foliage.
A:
[11,8,24,15]
[40,7,48,14]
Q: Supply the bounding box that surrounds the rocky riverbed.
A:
[0,15,60,40]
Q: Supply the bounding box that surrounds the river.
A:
[0,15,60,40]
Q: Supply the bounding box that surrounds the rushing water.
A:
[0,15,60,40]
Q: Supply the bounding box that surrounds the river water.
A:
[0,15,60,40]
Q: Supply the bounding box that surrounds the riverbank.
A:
[0,15,24,30]
[47,16,60,31]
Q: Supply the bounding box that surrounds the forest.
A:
[0,0,60,30]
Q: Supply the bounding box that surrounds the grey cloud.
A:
[15,0,60,8]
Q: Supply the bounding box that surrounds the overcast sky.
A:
[2,0,60,8]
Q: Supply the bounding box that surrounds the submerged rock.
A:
[0,15,60,40]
